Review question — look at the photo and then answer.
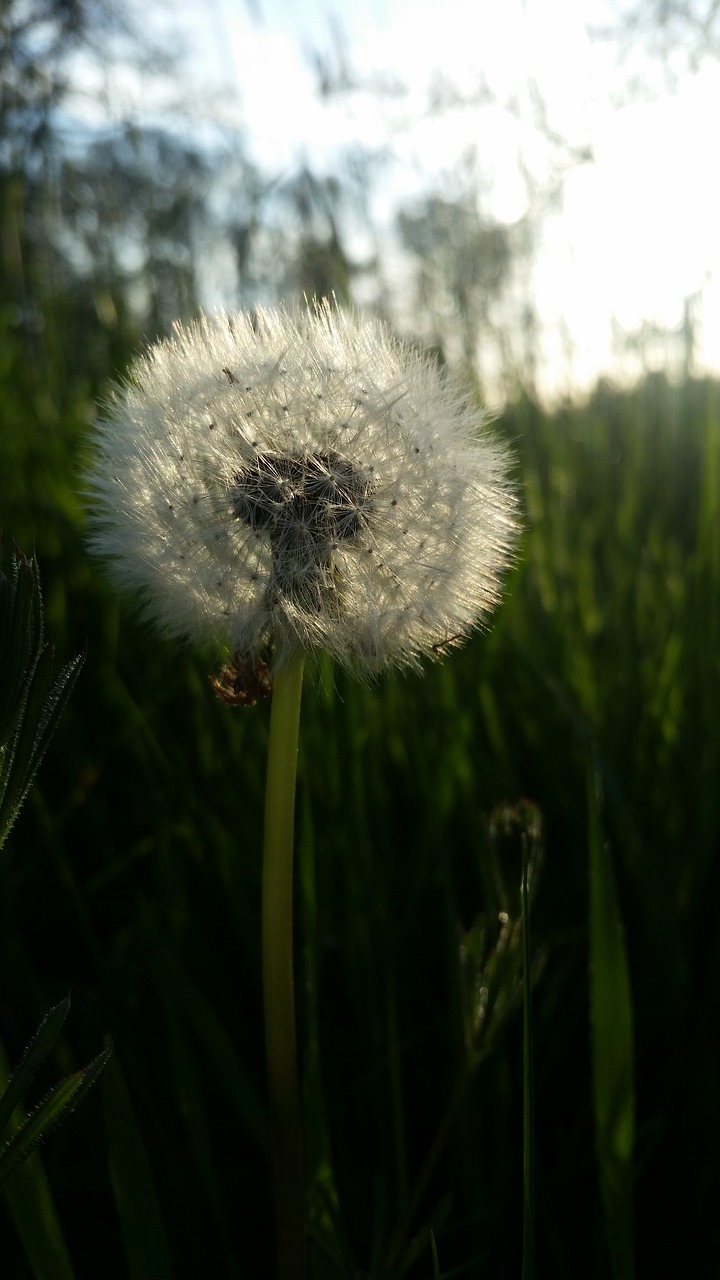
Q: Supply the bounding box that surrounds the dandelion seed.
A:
[86,300,518,672]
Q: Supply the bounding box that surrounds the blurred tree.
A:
[276,166,362,304]
[298,15,593,396]
[611,289,704,383]
[59,126,213,332]
[1,0,587,406]
[0,0,255,552]
[1,0,224,342]
[594,0,720,87]
[397,196,513,365]
[0,0,128,165]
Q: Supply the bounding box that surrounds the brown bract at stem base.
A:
[209,651,273,707]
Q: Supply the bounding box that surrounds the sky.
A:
[101,0,720,399]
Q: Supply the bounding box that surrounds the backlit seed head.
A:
[85,300,519,674]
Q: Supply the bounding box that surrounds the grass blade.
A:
[0,551,43,745]
[103,1050,174,1280]
[1,1153,77,1280]
[0,1036,77,1280]
[0,647,85,851]
[0,996,71,1139]
[521,834,535,1280]
[588,759,635,1280]
[0,1047,111,1186]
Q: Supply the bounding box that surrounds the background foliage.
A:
[1,2,718,1276]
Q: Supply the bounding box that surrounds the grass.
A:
[1,347,718,1276]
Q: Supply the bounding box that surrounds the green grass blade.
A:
[0,545,84,852]
[0,1037,77,1280]
[103,1050,174,1280]
[0,550,44,745]
[0,1048,111,1186]
[153,941,267,1148]
[0,647,85,852]
[0,996,71,1139]
[1,1153,78,1280]
[521,836,535,1280]
[588,760,635,1280]
[430,1229,441,1278]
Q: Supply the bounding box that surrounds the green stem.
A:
[262,652,306,1280]
[521,835,535,1280]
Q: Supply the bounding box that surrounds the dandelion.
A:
[86,300,517,676]
[86,300,519,1280]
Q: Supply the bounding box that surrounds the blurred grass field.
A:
[1,294,718,1276]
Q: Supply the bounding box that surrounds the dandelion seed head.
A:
[86,301,519,673]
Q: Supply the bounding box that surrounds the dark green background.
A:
[2,293,718,1274]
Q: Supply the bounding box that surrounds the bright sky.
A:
[112,0,720,399]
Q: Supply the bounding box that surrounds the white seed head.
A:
[86,301,519,674]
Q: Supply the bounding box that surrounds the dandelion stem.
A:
[262,652,306,1280]
[521,834,535,1280]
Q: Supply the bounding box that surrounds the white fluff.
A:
[86,300,519,673]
